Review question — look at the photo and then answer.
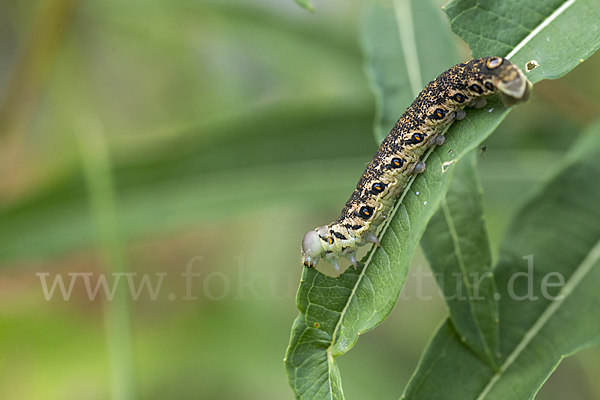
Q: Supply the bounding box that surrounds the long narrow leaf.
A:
[403,116,600,400]
[285,99,514,399]
[403,0,600,397]
[444,0,600,83]
[421,151,499,368]
[285,0,517,397]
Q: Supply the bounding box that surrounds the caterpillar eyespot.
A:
[390,157,404,168]
[358,206,374,220]
[371,182,385,194]
[452,93,467,103]
[469,84,484,94]
[406,132,427,144]
[300,57,532,276]
[431,108,446,120]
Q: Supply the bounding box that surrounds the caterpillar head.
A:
[483,57,532,107]
[301,226,327,267]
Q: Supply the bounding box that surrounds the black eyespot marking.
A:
[452,93,467,103]
[370,182,386,194]
[351,224,362,230]
[431,108,446,120]
[390,157,404,168]
[469,84,483,94]
[358,206,374,220]
[405,133,426,145]
[319,235,330,244]
[333,231,347,240]
[484,82,494,91]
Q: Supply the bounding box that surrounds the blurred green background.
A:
[1,0,599,399]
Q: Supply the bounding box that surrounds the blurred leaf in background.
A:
[1,0,599,399]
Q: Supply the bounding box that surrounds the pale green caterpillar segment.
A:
[301,57,532,275]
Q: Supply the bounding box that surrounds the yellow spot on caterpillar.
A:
[328,237,334,244]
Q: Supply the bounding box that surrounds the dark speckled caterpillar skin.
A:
[301,57,532,275]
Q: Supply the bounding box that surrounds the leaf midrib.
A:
[505,0,577,59]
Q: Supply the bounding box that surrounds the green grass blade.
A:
[76,116,138,400]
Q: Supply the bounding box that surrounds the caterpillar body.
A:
[301,57,532,275]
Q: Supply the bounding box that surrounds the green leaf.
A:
[361,0,459,142]
[285,1,519,397]
[402,2,600,398]
[444,0,600,83]
[285,97,514,398]
[293,0,314,13]
[421,150,499,369]
[404,116,600,399]
[285,1,461,397]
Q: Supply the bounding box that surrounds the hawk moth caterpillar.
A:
[301,57,532,276]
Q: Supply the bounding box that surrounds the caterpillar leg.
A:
[332,262,341,277]
[473,98,487,109]
[365,233,381,247]
[427,134,445,148]
[455,110,467,120]
[409,161,426,175]
[347,254,358,270]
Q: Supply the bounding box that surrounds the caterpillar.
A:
[301,57,532,275]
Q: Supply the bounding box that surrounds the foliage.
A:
[285,0,600,398]
[1,0,600,399]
